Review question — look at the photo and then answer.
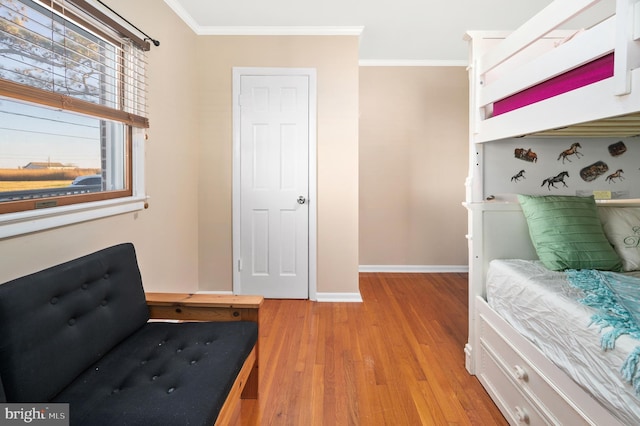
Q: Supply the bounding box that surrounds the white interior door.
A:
[234,71,311,299]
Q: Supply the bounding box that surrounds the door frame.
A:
[232,67,317,300]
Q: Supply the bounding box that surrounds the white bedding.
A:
[486,259,640,425]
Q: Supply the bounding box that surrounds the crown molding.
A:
[163,0,201,33]
[359,59,468,67]
[163,2,364,37]
[196,26,365,36]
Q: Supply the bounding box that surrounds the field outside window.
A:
[0,98,130,212]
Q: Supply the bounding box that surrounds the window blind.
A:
[0,0,149,128]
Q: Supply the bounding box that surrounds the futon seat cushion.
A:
[53,320,258,426]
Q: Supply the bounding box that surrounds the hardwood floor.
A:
[238,273,507,425]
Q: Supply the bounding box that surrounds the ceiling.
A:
[163,0,555,62]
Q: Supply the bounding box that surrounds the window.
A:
[0,98,130,212]
[0,0,149,236]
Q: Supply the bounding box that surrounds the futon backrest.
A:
[0,243,150,402]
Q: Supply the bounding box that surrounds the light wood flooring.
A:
[238,273,507,425]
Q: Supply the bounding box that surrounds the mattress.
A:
[486,259,640,425]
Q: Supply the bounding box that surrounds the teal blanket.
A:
[566,269,640,393]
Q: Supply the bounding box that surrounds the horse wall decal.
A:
[606,169,624,183]
[511,170,526,182]
[557,142,583,164]
[541,171,569,190]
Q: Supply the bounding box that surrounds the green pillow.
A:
[518,194,622,271]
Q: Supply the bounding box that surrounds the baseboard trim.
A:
[359,265,469,273]
[315,292,363,303]
[197,290,363,303]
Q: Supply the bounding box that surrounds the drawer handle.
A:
[514,365,528,382]
[515,406,530,424]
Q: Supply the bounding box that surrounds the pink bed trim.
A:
[492,53,614,116]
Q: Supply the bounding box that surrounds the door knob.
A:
[297,196,306,205]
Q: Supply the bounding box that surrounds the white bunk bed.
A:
[465,0,640,424]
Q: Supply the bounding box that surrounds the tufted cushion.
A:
[53,321,258,426]
[0,243,149,402]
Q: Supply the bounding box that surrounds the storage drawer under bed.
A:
[479,317,585,424]
[475,297,623,425]
[479,344,546,425]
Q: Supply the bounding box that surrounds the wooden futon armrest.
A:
[145,292,263,322]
